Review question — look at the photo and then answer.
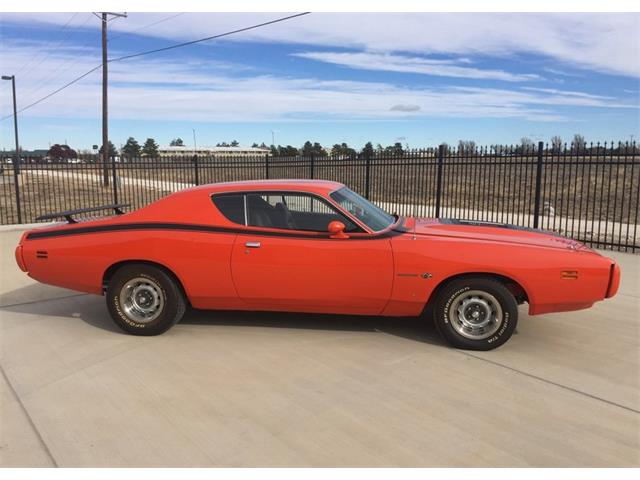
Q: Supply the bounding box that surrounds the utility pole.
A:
[100,12,127,187]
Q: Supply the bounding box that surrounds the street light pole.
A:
[2,74,22,223]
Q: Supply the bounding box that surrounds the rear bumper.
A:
[15,245,26,272]
[15,232,27,272]
[606,262,621,298]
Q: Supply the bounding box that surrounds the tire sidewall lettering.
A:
[436,280,517,350]
[112,273,167,329]
[487,312,510,344]
[443,286,469,325]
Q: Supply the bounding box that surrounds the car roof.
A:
[191,179,345,195]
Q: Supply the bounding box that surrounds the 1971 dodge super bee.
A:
[15,180,620,350]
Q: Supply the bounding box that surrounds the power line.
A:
[14,12,80,78]
[109,12,310,63]
[1,12,311,122]
[2,65,102,121]
[17,13,96,104]
[24,13,186,101]
[109,12,186,40]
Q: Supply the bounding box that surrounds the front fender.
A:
[385,234,613,317]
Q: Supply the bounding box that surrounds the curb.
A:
[0,222,55,232]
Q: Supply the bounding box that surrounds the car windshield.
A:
[329,187,396,232]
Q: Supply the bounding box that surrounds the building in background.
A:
[158,146,270,158]
[1,149,49,163]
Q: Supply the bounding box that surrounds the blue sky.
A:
[0,12,638,151]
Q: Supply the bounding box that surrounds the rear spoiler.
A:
[36,203,130,224]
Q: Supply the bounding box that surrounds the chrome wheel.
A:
[119,277,164,323]
[448,290,503,340]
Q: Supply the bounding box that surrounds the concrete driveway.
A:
[1,226,638,467]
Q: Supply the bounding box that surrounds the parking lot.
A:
[1,225,638,467]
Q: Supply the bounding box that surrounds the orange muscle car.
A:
[15,180,620,350]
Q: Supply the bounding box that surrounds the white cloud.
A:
[0,41,635,124]
[521,87,612,99]
[2,12,639,77]
[292,51,541,82]
[390,104,421,112]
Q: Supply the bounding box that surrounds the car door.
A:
[227,191,394,315]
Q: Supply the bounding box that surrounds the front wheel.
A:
[106,264,186,336]
[432,276,518,350]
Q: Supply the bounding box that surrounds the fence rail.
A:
[1,141,638,252]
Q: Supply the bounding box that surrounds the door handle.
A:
[245,241,261,248]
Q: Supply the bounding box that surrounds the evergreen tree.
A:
[278,145,299,156]
[122,137,141,158]
[301,141,314,156]
[98,141,118,157]
[361,142,374,158]
[142,138,159,157]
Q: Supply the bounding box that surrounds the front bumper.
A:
[606,262,621,298]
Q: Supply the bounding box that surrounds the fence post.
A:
[265,153,270,179]
[310,153,315,179]
[111,155,118,204]
[193,154,199,186]
[12,155,22,224]
[364,152,371,199]
[434,144,445,218]
[533,141,544,229]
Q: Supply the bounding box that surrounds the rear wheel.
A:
[432,276,518,350]
[106,264,186,336]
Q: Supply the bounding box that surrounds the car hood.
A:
[402,217,591,251]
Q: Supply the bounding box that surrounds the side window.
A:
[246,192,360,232]
[212,194,245,225]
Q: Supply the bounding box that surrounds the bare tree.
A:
[519,137,535,153]
[572,134,587,151]
[457,140,476,154]
[551,136,563,152]
[520,137,534,148]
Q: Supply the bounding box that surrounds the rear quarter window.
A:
[212,194,245,225]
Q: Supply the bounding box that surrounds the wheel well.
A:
[425,272,529,312]
[102,260,189,304]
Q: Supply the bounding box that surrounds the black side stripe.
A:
[26,222,405,241]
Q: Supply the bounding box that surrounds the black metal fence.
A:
[1,141,638,252]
